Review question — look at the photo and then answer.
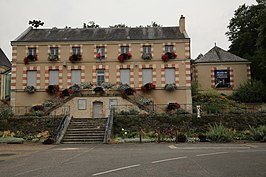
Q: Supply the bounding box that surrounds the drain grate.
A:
[0,153,16,157]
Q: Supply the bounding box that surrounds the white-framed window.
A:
[121,46,129,54]
[120,69,130,85]
[27,70,37,86]
[142,68,153,85]
[96,46,105,59]
[49,70,59,85]
[50,47,58,56]
[214,70,230,88]
[78,99,87,110]
[96,69,105,86]
[165,45,174,53]
[143,45,151,54]
[72,47,81,55]
[28,47,36,55]
[165,68,175,84]
[71,69,81,85]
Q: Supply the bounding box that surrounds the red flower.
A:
[161,54,169,62]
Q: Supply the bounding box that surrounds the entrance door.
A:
[93,101,103,118]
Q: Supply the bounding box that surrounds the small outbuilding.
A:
[192,45,251,95]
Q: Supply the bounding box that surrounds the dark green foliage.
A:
[177,133,187,142]
[231,80,266,103]
[83,21,100,28]
[206,123,235,143]
[226,2,266,84]
[249,125,266,141]
[0,107,13,119]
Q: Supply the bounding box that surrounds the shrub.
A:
[191,81,199,96]
[101,82,113,89]
[0,107,13,119]
[249,125,266,141]
[206,123,235,143]
[0,137,25,144]
[24,86,36,93]
[232,80,266,103]
[164,83,177,91]
[177,133,187,142]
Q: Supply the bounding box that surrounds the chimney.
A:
[179,15,185,33]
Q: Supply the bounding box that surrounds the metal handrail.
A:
[55,106,71,144]
[104,108,113,143]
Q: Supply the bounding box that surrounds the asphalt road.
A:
[0,143,266,177]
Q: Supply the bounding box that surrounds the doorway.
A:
[93,101,103,118]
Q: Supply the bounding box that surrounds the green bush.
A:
[206,123,235,143]
[232,80,266,103]
[0,107,13,119]
[249,125,266,141]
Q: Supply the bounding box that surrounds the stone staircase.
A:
[61,118,107,144]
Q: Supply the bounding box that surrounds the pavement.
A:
[0,142,266,177]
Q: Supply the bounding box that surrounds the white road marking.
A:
[173,146,250,150]
[196,151,228,157]
[54,148,81,151]
[15,166,52,176]
[168,145,177,149]
[62,147,95,164]
[237,149,266,153]
[151,156,188,164]
[92,164,141,176]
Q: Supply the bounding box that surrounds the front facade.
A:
[192,46,251,95]
[11,16,192,117]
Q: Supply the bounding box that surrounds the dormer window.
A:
[28,47,36,56]
[121,46,129,54]
[72,47,81,55]
[165,45,174,53]
[96,46,105,59]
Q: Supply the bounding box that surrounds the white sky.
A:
[0,0,256,60]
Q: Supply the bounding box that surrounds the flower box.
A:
[161,52,177,62]
[142,53,152,60]
[69,54,82,62]
[46,85,59,95]
[24,86,36,94]
[24,55,37,65]
[70,84,81,93]
[117,83,136,98]
[164,83,177,91]
[101,82,113,89]
[118,52,132,62]
[141,83,156,92]
[82,82,93,89]
[48,54,59,61]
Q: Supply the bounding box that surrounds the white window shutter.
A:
[71,70,81,85]
[27,71,37,86]
[165,68,175,84]
[142,69,153,85]
[120,69,130,85]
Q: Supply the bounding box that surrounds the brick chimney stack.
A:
[179,15,185,33]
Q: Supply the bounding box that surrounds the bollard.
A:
[157,128,161,143]
[175,128,179,144]
[139,128,142,143]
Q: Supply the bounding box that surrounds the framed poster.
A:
[78,99,87,110]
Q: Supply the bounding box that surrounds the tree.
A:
[226,1,266,84]
[83,21,100,28]
[29,20,44,28]
[109,24,128,28]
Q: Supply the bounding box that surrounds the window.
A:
[143,45,151,54]
[27,71,37,86]
[142,69,153,85]
[71,69,81,85]
[214,70,230,88]
[165,45,174,53]
[49,70,59,85]
[28,47,36,56]
[50,47,58,56]
[120,69,130,85]
[96,70,105,86]
[72,47,81,55]
[165,68,175,84]
[96,46,105,59]
[121,46,129,54]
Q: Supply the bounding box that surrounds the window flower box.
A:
[70,84,81,94]
[164,83,177,91]
[101,82,113,89]
[142,53,152,60]
[24,86,36,94]
[167,103,180,111]
[117,83,136,98]
[46,85,59,95]
[118,52,132,62]
[141,83,156,92]
[48,54,59,61]
[161,52,177,62]
[69,54,82,62]
[24,55,37,65]
[59,88,74,98]
[82,82,93,89]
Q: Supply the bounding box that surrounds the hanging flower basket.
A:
[167,103,181,111]
[69,54,82,62]
[24,55,38,64]
[161,52,177,62]
[46,85,59,95]
[141,83,156,92]
[24,86,36,94]
[118,52,132,62]
[142,53,152,60]
[93,86,105,94]
[164,83,177,91]
[48,54,59,61]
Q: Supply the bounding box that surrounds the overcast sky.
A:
[0,0,256,60]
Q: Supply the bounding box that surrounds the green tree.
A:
[83,21,100,28]
[226,1,266,84]
[109,24,128,28]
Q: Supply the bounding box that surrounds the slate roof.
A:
[194,46,249,63]
[12,26,187,43]
[0,48,11,69]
